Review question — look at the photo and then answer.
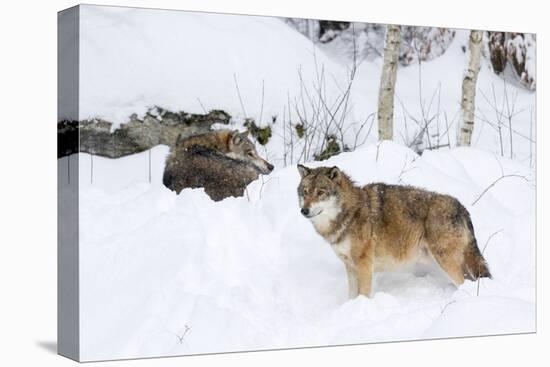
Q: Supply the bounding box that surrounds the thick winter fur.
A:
[163,130,273,201]
[297,165,491,299]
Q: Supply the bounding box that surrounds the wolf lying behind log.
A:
[163,130,273,201]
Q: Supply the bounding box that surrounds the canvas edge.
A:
[57,4,80,362]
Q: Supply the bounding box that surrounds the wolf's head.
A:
[227,130,274,174]
[297,165,343,223]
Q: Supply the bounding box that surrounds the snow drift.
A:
[62,141,535,361]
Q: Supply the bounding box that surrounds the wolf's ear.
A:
[297,164,311,178]
[231,130,244,145]
[327,166,341,181]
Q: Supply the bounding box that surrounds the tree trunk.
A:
[377,24,401,141]
[458,30,483,146]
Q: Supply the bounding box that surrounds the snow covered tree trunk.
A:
[377,24,400,141]
[458,30,483,146]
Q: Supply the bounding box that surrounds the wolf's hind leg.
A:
[345,264,359,299]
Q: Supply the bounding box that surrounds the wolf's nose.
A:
[267,163,274,172]
[301,208,310,216]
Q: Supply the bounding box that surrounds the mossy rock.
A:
[61,107,233,158]
[243,118,272,146]
[315,135,342,161]
[295,123,305,138]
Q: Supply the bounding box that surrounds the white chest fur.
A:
[331,237,352,264]
[310,197,341,232]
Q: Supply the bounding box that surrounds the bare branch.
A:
[258,79,265,125]
[233,73,247,118]
[196,98,208,114]
[472,173,530,206]
[477,229,502,296]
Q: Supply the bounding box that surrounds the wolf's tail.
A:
[462,209,492,280]
[463,239,492,280]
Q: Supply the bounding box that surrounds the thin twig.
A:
[472,174,529,206]
[258,79,265,125]
[233,73,247,118]
[477,229,503,296]
[172,324,191,345]
[440,300,457,315]
[376,141,383,162]
[196,98,208,114]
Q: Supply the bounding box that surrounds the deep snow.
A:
[60,141,535,361]
[64,5,537,361]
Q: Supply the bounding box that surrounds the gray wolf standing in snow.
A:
[163,130,273,200]
[297,164,491,298]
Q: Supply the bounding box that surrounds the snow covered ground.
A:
[63,5,537,361]
[59,141,535,361]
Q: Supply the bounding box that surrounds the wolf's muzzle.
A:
[258,161,274,174]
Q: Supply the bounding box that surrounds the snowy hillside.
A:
[59,141,535,361]
[79,6,535,166]
[79,6,347,129]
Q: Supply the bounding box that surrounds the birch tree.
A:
[458,30,483,146]
[377,24,401,141]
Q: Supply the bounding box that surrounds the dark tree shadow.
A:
[36,340,57,354]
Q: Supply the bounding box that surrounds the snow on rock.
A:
[62,141,535,361]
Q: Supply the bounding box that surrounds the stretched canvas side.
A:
[57,5,80,362]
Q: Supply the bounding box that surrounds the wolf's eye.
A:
[247,151,254,157]
[317,189,326,196]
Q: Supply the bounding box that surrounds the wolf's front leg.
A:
[356,256,374,297]
[345,264,359,299]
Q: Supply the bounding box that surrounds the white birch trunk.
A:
[377,24,401,141]
[458,30,483,146]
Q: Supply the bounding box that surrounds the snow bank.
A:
[63,141,534,361]
[422,296,535,338]
[79,5,346,128]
